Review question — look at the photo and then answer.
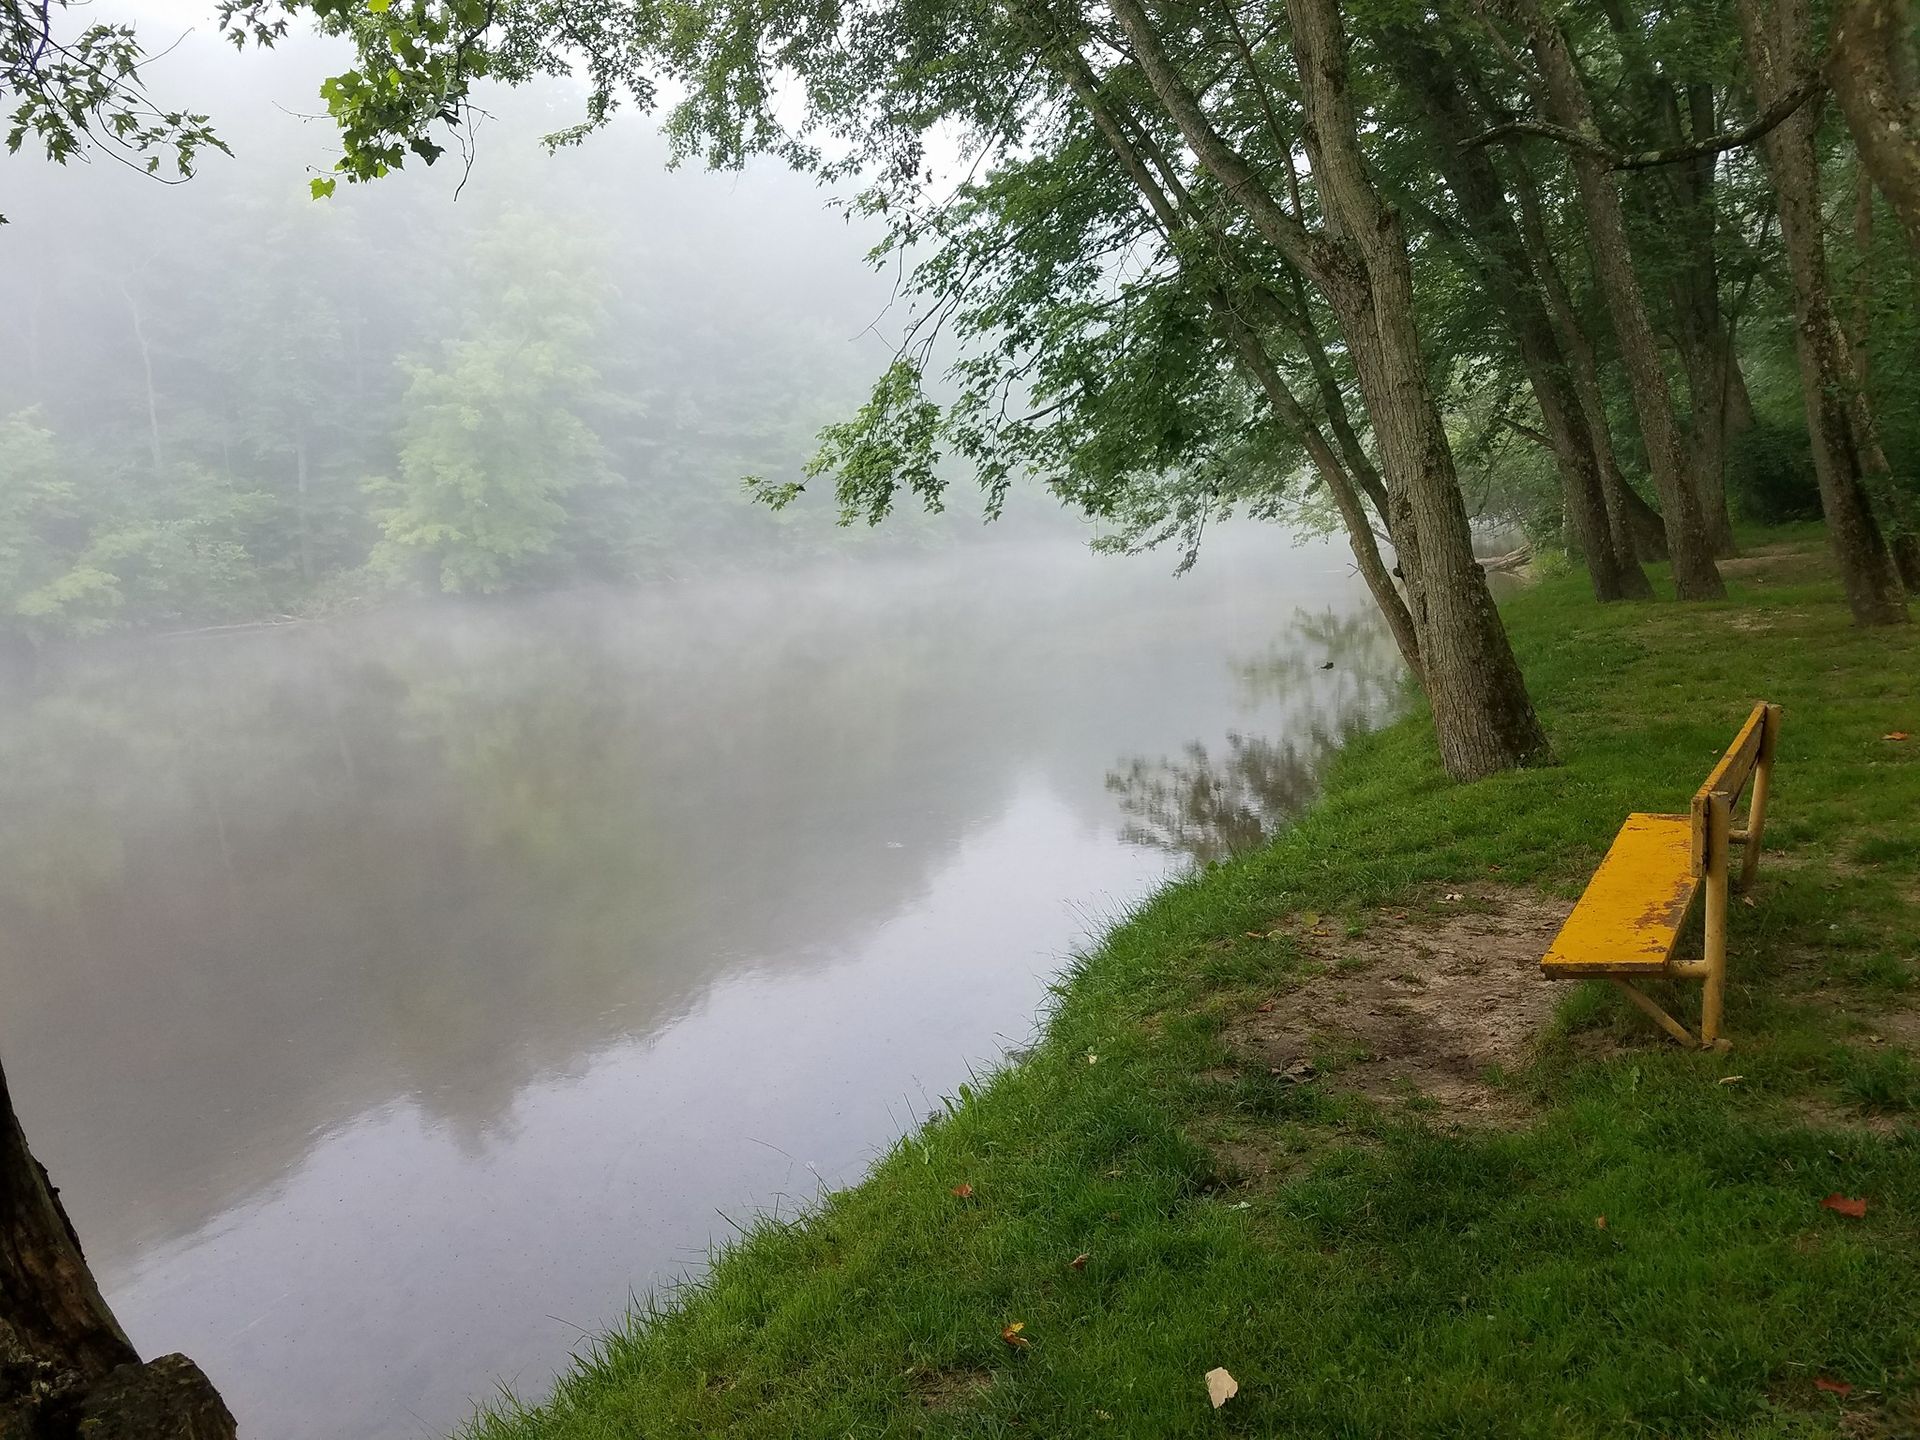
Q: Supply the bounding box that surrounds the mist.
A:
[0,11,1401,1439]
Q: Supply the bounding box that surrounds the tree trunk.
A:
[1609,51,1741,557]
[1,1058,235,1438]
[1507,0,1727,599]
[1105,0,1551,777]
[1277,0,1552,777]
[1739,0,1910,625]
[1508,156,1670,564]
[119,285,164,475]
[1828,0,1920,253]
[1388,31,1650,602]
[295,428,315,584]
[1844,162,1920,592]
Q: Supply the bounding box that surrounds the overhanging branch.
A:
[1462,75,1825,170]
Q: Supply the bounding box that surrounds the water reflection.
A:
[1107,606,1405,863]
[0,533,1396,1438]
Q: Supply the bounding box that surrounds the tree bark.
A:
[1843,161,1920,591]
[1105,0,1552,777]
[1828,0,1920,253]
[1508,157,1672,564]
[1276,0,1552,777]
[119,285,165,476]
[1505,0,1727,599]
[1739,0,1909,625]
[1596,17,1742,557]
[1,1059,235,1439]
[1388,30,1650,601]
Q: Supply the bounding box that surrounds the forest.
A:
[5,0,1920,1434]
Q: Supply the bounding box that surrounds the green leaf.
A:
[369,0,391,10]
[309,175,337,199]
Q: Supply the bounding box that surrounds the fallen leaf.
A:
[1814,1377,1853,1396]
[1001,1321,1029,1350]
[1069,1253,1089,1271]
[1741,894,1756,908]
[1884,732,1910,742]
[1270,1058,1316,1083]
[1718,1075,1745,1086]
[1595,1215,1608,1230]
[1205,1367,1239,1408]
[1245,930,1266,940]
[1086,1052,1099,1066]
[1301,910,1320,927]
[1255,1001,1276,1014]
[951,1183,974,1199]
[1821,1193,1868,1218]
[1442,892,1463,903]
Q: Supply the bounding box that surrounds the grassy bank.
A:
[470,530,1919,1439]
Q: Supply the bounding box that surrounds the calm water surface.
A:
[0,532,1401,1437]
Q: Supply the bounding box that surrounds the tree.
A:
[1494,0,1728,599]
[1,1,226,223]
[1738,0,1909,624]
[1828,0,1920,252]
[1379,23,1650,602]
[2,1056,236,1436]
[370,218,612,593]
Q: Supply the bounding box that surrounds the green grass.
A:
[464,530,1920,1439]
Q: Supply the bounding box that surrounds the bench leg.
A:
[1700,793,1732,1050]
[1610,979,1698,1046]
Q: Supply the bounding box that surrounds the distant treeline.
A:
[0,97,1064,645]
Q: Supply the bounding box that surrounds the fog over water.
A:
[1,534,1400,1436]
[1,15,1407,1439]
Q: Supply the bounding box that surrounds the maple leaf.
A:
[1814,1377,1852,1396]
[1883,732,1910,742]
[1820,1193,1868,1218]
[1001,1321,1029,1350]
[951,1183,974,1199]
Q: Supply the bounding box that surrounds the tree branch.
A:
[1462,75,1825,170]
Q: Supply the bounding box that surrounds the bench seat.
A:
[1541,813,1699,975]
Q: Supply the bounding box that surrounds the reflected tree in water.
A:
[1108,607,1406,864]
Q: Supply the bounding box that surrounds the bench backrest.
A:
[1689,701,1781,874]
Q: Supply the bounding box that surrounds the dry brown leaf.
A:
[951,1183,974,1199]
[1821,1193,1868,1218]
[1254,1001,1276,1014]
[1815,1377,1853,1396]
[1069,1253,1089,1271]
[1001,1321,1029,1350]
[1718,1075,1745,1085]
[1884,732,1910,742]
[1204,1367,1238,1408]
[1594,1215,1608,1230]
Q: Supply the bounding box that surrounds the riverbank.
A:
[468,529,1919,1439]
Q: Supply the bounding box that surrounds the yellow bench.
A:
[1541,702,1782,1049]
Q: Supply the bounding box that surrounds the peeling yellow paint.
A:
[1541,813,1699,974]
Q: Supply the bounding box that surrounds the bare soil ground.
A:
[1223,887,1573,1125]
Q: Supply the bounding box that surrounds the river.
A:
[0,530,1400,1438]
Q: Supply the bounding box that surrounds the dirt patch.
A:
[1863,1006,1920,1054]
[1789,1095,1909,1137]
[1224,887,1572,1125]
[1717,546,1832,586]
[909,1368,992,1411]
